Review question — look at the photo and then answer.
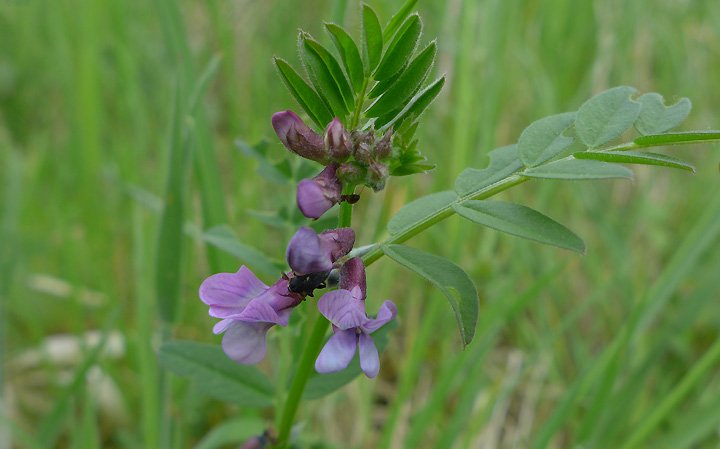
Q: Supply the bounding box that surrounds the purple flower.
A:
[200,268,303,364]
[200,226,355,365]
[297,163,343,219]
[272,110,330,164]
[286,226,355,275]
[315,258,397,378]
[324,118,351,160]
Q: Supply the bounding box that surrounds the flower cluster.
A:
[272,110,394,219]
[200,113,398,378]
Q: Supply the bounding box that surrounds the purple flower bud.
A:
[339,257,366,298]
[272,110,330,164]
[354,142,374,164]
[296,163,343,219]
[374,126,393,159]
[324,118,351,160]
[286,226,355,275]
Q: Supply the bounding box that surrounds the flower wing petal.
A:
[286,227,333,275]
[221,321,273,365]
[212,318,234,335]
[199,267,267,318]
[315,328,357,373]
[361,300,398,334]
[297,178,336,219]
[358,332,380,378]
[237,298,282,324]
[317,289,367,330]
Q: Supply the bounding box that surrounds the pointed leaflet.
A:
[383,0,419,40]
[634,93,691,136]
[576,86,642,147]
[452,201,586,254]
[373,14,422,81]
[455,144,524,196]
[521,158,634,181]
[365,41,436,118]
[300,32,352,118]
[383,245,479,347]
[387,190,458,235]
[368,65,406,99]
[159,342,274,407]
[325,23,365,92]
[634,131,720,146]
[361,4,383,74]
[518,112,577,167]
[381,75,445,130]
[274,58,333,129]
[574,150,695,173]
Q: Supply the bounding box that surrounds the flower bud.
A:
[336,162,366,184]
[354,142,374,165]
[367,161,389,192]
[272,110,330,164]
[374,126,393,159]
[296,163,343,219]
[324,118,351,160]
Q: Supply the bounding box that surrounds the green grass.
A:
[1,0,719,448]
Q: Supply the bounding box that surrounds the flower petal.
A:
[286,227,333,275]
[315,328,357,374]
[199,267,268,318]
[361,300,398,334]
[318,228,356,263]
[297,178,336,219]
[338,257,366,297]
[212,318,234,335]
[221,320,274,365]
[358,332,380,378]
[317,289,366,330]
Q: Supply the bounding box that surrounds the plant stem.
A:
[363,174,527,266]
[350,80,368,129]
[276,184,355,448]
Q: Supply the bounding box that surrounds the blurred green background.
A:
[1,0,719,448]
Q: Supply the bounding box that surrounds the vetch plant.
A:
[158,3,720,448]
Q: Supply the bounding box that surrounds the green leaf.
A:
[368,65,406,99]
[518,112,577,167]
[576,86,642,147]
[454,144,524,196]
[235,139,291,185]
[373,14,422,81]
[574,150,695,173]
[202,225,284,277]
[365,41,436,118]
[387,190,458,235]
[634,131,720,146]
[274,58,333,129]
[521,158,635,181]
[634,93,691,136]
[383,0,419,40]
[325,23,365,93]
[192,417,266,449]
[383,245,479,347]
[452,200,586,254]
[361,4,383,75]
[156,83,191,324]
[380,75,445,130]
[302,321,396,400]
[159,342,274,407]
[299,33,352,118]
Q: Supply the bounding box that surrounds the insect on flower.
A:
[284,270,331,298]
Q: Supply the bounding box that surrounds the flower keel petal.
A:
[315,328,357,373]
[358,332,380,378]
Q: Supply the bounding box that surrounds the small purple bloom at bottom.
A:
[297,163,343,219]
[315,258,397,378]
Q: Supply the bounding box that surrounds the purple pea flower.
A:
[296,163,343,219]
[323,118,351,160]
[272,110,330,164]
[200,268,302,365]
[315,258,397,378]
[200,226,355,365]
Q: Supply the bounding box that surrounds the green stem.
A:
[276,184,355,448]
[349,80,368,129]
[363,174,527,266]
